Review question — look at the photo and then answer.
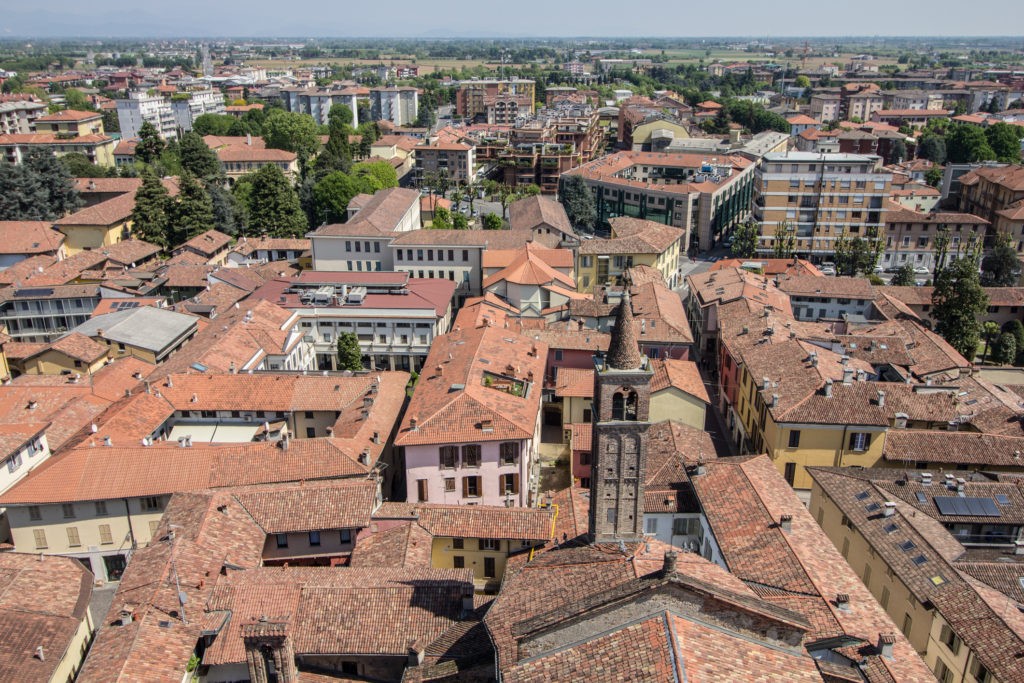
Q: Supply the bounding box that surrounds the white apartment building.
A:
[0,99,47,135]
[370,87,418,126]
[281,87,360,126]
[250,271,454,372]
[116,93,178,140]
[170,88,225,132]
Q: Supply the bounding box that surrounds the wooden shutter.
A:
[33,529,47,549]
[498,476,505,498]
[864,433,872,449]
[848,433,856,450]
[479,538,486,551]
[66,527,80,547]
[99,524,113,544]
[462,477,469,498]
[513,473,520,494]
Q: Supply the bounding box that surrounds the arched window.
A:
[625,391,638,420]
[611,392,624,420]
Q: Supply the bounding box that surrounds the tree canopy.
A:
[234,164,307,236]
[0,150,82,221]
[932,255,988,361]
[336,332,363,371]
[559,175,596,232]
[179,132,222,180]
[129,169,172,247]
[135,121,165,164]
[262,110,321,162]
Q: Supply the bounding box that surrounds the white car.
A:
[913,266,930,275]
[820,265,836,276]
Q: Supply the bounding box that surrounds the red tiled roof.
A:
[412,504,553,541]
[396,324,547,446]
[0,221,65,255]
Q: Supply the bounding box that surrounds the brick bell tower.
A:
[588,287,653,544]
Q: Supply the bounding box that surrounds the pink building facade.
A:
[404,434,537,507]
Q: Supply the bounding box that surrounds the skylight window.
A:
[899,540,916,552]
[865,503,881,513]
[855,491,871,501]
[912,555,928,566]
[996,494,1010,505]
[930,575,946,586]
[883,523,899,534]
[915,492,927,504]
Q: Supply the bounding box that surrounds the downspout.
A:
[123,498,137,551]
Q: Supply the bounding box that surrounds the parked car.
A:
[820,265,836,276]
[873,265,885,274]
[913,266,930,275]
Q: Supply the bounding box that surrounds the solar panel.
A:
[14,288,54,297]
[915,492,927,504]
[934,496,1001,517]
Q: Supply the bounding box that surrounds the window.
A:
[901,613,913,638]
[553,349,563,362]
[66,527,81,547]
[445,477,455,492]
[141,496,162,511]
[862,563,871,586]
[463,476,481,498]
[308,531,321,546]
[417,249,424,261]
[880,586,890,609]
[788,430,801,448]
[276,534,288,548]
[500,442,519,465]
[606,508,616,524]
[28,505,41,521]
[461,445,481,467]
[645,517,659,534]
[33,529,47,549]
[462,249,469,262]
[939,625,961,655]
[453,555,465,568]
[849,432,871,451]
[971,659,993,683]
[6,453,21,473]
[417,479,429,502]
[784,462,797,485]
[500,473,519,495]
[62,504,75,519]
[483,557,496,578]
[452,538,464,550]
[99,524,113,545]
[934,659,953,683]
[480,538,500,551]
[841,538,850,558]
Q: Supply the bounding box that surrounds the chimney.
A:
[178,436,186,448]
[103,436,112,447]
[27,400,37,410]
[144,380,151,394]
[361,409,369,420]
[372,431,380,444]
[920,473,932,487]
[35,646,44,662]
[184,436,192,448]
[883,501,896,518]
[280,432,290,450]
[436,364,443,377]
[779,514,792,532]
[363,396,373,408]
[840,355,850,366]
[877,633,896,659]
[190,393,198,403]
[842,368,854,385]
[856,369,866,382]
[118,607,134,626]
[770,393,779,408]
[663,550,678,574]
[761,376,770,390]
[956,477,965,493]
[1015,540,1024,556]
[246,132,252,146]
[876,390,885,407]
[125,389,131,397]
[359,448,370,465]
[824,379,833,397]
[410,415,418,431]
[835,593,850,611]
[809,351,818,367]
[894,412,908,429]
[230,361,236,374]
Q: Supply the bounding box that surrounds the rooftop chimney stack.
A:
[877,390,886,407]
[835,593,850,611]
[1015,540,1024,556]
[920,473,932,487]
[824,379,833,397]
[762,376,770,390]
[663,551,678,574]
[842,368,854,385]
[883,501,896,518]
[877,633,896,659]
[779,514,792,532]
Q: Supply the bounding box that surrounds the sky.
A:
[4,0,1024,39]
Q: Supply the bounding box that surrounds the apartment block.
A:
[455,79,536,124]
[250,271,454,372]
[415,140,475,184]
[369,86,418,126]
[752,152,892,260]
[959,165,1024,254]
[115,92,178,140]
[280,85,360,126]
[0,284,102,342]
[168,88,225,132]
[883,202,990,273]
[564,150,756,253]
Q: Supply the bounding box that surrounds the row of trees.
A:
[0,150,82,221]
[917,120,1023,167]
